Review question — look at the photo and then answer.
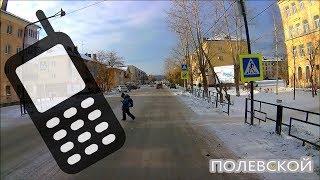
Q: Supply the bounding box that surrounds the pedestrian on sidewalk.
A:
[121,93,135,121]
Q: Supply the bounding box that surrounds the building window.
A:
[5,86,11,96]
[303,20,310,34]
[295,23,301,35]
[289,26,293,38]
[17,29,23,37]
[306,66,310,81]
[299,44,305,57]
[314,15,320,29]
[307,42,313,55]
[291,3,297,14]
[292,46,297,58]
[7,25,13,34]
[285,6,290,17]
[298,67,302,80]
[298,0,304,9]
[5,44,11,54]
[17,47,22,53]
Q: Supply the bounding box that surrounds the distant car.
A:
[117,85,128,92]
[170,83,177,89]
[156,83,163,89]
[126,84,138,91]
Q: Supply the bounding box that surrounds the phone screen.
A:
[16,44,85,113]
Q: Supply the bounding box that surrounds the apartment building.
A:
[262,57,288,81]
[278,0,320,88]
[191,36,247,86]
[0,9,40,106]
[127,65,147,85]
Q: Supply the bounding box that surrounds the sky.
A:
[6,0,278,75]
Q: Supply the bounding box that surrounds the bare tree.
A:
[307,40,320,97]
[167,0,211,95]
[97,50,125,68]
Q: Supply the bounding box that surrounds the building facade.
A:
[262,57,288,81]
[127,65,147,85]
[278,0,320,88]
[0,9,40,106]
[191,36,248,86]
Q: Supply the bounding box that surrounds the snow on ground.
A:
[170,87,320,179]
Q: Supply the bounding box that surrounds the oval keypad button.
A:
[81,97,94,108]
[102,134,116,145]
[88,110,101,121]
[78,132,91,143]
[60,142,74,153]
[46,117,59,128]
[67,154,81,165]
[70,120,84,131]
[53,129,67,140]
[64,107,77,118]
[95,122,108,133]
[85,144,98,155]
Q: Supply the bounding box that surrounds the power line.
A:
[229,1,277,36]
[65,1,106,16]
[203,0,236,37]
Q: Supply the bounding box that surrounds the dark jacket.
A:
[122,95,133,109]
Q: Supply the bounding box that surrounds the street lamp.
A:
[20,9,65,115]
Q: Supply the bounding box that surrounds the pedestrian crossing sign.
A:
[239,54,263,82]
[181,70,189,80]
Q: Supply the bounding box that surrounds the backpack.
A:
[128,98,133,107]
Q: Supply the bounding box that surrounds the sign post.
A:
[239,54,264,125]
[181,64,188,90]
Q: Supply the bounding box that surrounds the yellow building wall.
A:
[278,0,320,88]
[191,39,247,86]
[1,12,25,105]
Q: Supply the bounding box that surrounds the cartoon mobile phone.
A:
[5,10,125,174]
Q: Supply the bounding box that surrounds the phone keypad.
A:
[61,142,74,153]
[85,144,98,155]
[102,134,116,145]
[45,96,118,167]
[68,154,81,165]
[64,107,77,118]
[95,122,108,133]
[88,109,101,121]
[53,129,67,140]
[81,97,94,108]
[70,120,84,131]
[46,117,60,128]
[78,131,91,143]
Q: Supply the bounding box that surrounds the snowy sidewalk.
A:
[170,88,320,180]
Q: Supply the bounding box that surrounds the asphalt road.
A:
[1,87,259,180]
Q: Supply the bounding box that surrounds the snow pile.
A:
[207,123,320,179]
[170,87,320,179]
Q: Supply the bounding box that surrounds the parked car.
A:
[126,84,138,91]
[170,83,177,89]
[156,83,163,89]
[117,85,128,92]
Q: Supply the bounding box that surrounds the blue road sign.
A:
[243,58,260,78]
[239,54,263,82]
[181,64,187,71]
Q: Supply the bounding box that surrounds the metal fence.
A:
[189,88,231,115]
[245,98,320,148]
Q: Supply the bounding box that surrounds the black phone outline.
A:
[4,11,126,174]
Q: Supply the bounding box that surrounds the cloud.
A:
[6,1,175,74]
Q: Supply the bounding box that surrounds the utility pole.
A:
[239,0,254,125]
[272,11,279,95]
